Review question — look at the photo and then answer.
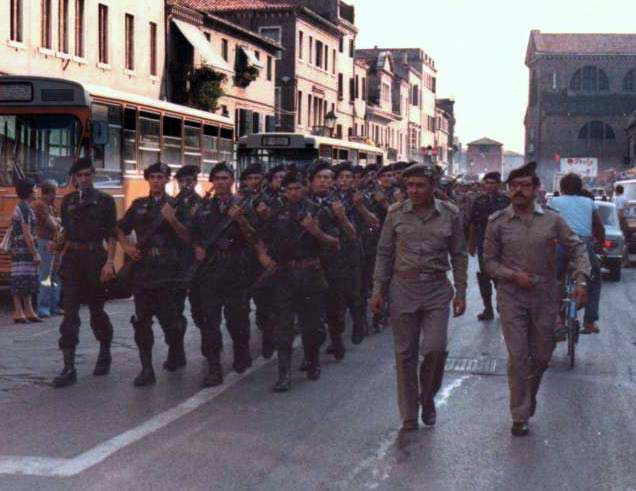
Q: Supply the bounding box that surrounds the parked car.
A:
[595,201,625,281]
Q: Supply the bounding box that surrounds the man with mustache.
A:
[483,162,590,436]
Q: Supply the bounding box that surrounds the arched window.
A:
[570,66,609,91]
[624,69,636,91]
[578,121,615,140]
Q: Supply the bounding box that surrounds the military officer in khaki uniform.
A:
[371,164,468,434]
[484,162,590,437]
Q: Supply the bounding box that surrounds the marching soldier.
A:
[468,172,510,321]
[483,162,590,436]
[192,163,257,387]
[53,158,117,388]
[256,170,340,391]
[371,164,468,433]
[117,162,189,386]
[173,164,204,367]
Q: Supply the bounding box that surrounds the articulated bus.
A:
[0,76,234,285]
[236,132,386,174]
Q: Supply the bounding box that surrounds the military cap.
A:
[175,164,200,180]
[308,160,332,181]
[282,170,304,188]
[266,164,286,179]
[144,161,171,180]
[362,163,379,176]
[393,161,411,172]
[240,163,264,181]
[333,162,354,178]
[68,157,94,175]
[377,165,392,176]
[209,162,234,181]
[352,165,364,175]
[483,171,501,182]
[402,163,437,180]
[506,161,539,184]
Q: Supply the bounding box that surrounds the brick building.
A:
[167,1,280,138]
[2,0,165,98]
[525,30,636,187]
[466,137,503,177]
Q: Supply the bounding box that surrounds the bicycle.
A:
[561,271,580,368]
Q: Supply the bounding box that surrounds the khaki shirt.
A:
[483,202,591,291]
[372,198,468,300]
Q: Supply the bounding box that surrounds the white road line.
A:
[0,340,297,478]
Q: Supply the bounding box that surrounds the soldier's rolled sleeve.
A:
[372,208,396,297]
[117,205,135,236]
[483,220,516,281]
[449,213,468,299]
[556,215,591,280]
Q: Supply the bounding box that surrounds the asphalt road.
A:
[1,259,635,490]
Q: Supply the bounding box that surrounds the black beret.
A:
[240,163,264,181]
[506,161,538,184]
[209,162,234,181]
[267,164,286,179]
[308,160,332,181]
[403,163,436,180]
[393,161,410,172]
[144,161,171,180]
[483,171,501,182]
[362,164,379,176]
[68,157,94,175]
[175,164,200,179]
[377,165,392,176]
[352,165,364,175]
[333,162,354,178]
[281,170,304,188]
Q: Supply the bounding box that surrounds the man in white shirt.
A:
[614,185,627,233]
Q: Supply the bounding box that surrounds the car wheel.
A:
[609,265,622,281]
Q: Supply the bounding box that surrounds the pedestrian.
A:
[191,162,257,387]
[468,172,510,321]
[117,162,189,386]
[483,162,590,436]
[9,179,42,324]
[53,158,117,388]
[173,164,204,368]
[613,185,626,234]
[32,179,62,318]
[371,164,468,434]
[256,170,339,391]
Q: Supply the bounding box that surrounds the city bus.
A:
[236,132,386,174]
[0,76,234,286]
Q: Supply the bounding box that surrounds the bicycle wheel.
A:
[567,318,576,368]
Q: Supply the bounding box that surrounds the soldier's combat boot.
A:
[202,354,223,388]
[306,347,321,381]
[331,334,346,361]
[351,321,365,345]
[273,350,292,392]
[419,351,448,426]
[93,343,111,376]
[163,342,186,372]
[233,345,252,374]
[133,349,156,387]
[53,349,77,388]
[476,272,494,321]
[261,330,275,360]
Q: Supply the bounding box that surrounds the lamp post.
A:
[325,110,337,137]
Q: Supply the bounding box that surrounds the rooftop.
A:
[529,30,636,56]
[177,0,298,12]
[467,137,503,147]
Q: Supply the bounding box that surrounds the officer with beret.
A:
[468,171,510,321]
[53,158,118,388]
[117,162,189,386]
[191,163,257,387]
[371,164,468,433]
[173,164,204,366]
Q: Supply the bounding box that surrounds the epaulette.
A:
[488,208,507,222]
[440,200,459,214]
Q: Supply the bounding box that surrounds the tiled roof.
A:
[531,30,636,54]
[176,0,299,12]
[467,137,502,146]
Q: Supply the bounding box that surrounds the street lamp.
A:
[325,110,337,136]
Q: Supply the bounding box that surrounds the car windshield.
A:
[0,114,81,187]
[597,204,618,227]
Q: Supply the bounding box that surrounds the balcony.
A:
[339,2,355,24]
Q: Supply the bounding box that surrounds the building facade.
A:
[502,150,525,180]
[525,30,636,186]
[466,137,503,177]
[2,0,165,98]
[436,98,455,172]
[168,1,279,138]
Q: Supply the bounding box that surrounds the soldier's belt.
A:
[395,270,447,281]
[288,258,321,269]
[67,241,104,251]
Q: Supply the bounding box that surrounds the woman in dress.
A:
[10,179,42,323]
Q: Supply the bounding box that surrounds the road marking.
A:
[0,341,296,477]
[348,375,471,489]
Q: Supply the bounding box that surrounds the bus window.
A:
[91,103,123,188]
[319,144,332,159]
[123,108,137,171]
[350,149,358,165]
[219,127,233,163]
[139,111,160,169]
[202,124,219,174]
[163,115,182,167]
[359,152,368,166]
[338,149,348,161]
[332,148,338,161]
[184,120,202,167]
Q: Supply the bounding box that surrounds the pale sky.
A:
[350,0,636,154]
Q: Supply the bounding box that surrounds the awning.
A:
[239,46,264,70]
[172,19,234,75]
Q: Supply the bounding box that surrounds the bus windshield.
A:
[0,114,81,187]
[237,147,319,173]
